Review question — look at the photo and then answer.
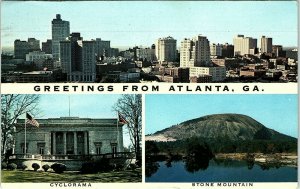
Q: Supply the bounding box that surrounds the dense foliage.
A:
[147,136,297,155]
[51,163,66,174]
[32,163,40,171]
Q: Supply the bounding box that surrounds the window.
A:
[21,143,28,154]
[37,143,45,155]
[94,142,102,155]
[111,143,117,157]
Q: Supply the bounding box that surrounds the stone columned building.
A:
[15,117,124,158]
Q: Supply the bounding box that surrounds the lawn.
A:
[1,169,142,183]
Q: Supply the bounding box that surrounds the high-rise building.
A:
[14,38,40,59]
[210,43,222,56]
[42,39,52,54]
[155,36,177,62]
[221,43,234,58]
[233,35,257,56]
[95,38,110,57]
[52,14,70,61]
[272,45,285,57]
[60,33,96,82]
[180,35,211,67]
[261,36,272,54]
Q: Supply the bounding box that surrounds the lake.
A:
[145,159,297,182]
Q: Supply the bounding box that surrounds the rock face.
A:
[146,114,295,141]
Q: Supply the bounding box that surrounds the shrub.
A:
[51,163,66,174]
[32,163,40,171]
[42,164,50,172]
[1,162,7,170]
[20,164,27,170]
[80,158,113,174]
[7,163,17,170]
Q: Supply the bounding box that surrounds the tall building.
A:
[14,38,40,59]
[42,39,52,54]
[60,33,96,82]
[52,14,70,61]
[261,36,272,54]
[233,35,257,56]
[272,45,285,57]
[221,43,234,58]
[180,35,211,67]
[95,38,110,57]
[155,36,177,62]
[210,43,222,56]
[136,48,155,61]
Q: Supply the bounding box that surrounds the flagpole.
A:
[24,113,27,158]
[116,111,120,153]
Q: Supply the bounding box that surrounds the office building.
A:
[233,35,257,56]
[155,36,177,62]
[52,14,70,60]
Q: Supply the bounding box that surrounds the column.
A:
[73,132,77,155]
[52,132,56,154]
[84,131,88,155]
[63,132,67,155]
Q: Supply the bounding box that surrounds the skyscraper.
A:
[210,43,222,56]
[260,36,272,54]
[180,35,211,67]
[155,36,177,62]
[233,35,257,56]
[52,14,70,61]
[60,33,96,82]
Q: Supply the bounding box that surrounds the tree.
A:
[113,94,142,164]
[1,94,40,156]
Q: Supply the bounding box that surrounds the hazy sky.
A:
[1,1,298,49]
[24,94,133,148]
[145,94,298,138]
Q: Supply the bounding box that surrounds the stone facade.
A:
[15,117,124,158]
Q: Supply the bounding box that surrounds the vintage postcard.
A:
[0,1,298,189]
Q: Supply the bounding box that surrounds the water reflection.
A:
[145,159,297,182]
[185,156,210,172]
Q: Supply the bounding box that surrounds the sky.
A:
[145,94,298,138]
[26,94,132,148]
[1,1,298,50]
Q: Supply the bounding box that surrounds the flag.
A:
[118,112,127,124]
[26,113,39,127]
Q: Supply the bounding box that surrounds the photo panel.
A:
[1,94,142,183]
[145,94,297,182]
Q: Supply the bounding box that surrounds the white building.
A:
[233,35,257,56]
[52,14,70,61]
[210,43,222,56]
[189,66,226,82]
[26,51,53,62]
[180,35,211,67]
[155,36,177,62]
[260,36,272,54]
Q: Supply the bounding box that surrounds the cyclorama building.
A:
[15,117,124,158]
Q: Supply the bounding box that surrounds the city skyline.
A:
[145,94,298,138]
[1,1,298,51]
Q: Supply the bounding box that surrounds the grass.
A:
[1,169,142,183]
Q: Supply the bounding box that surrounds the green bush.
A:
[51,163,66,174]
[80,158,112,174]
[32,163,40,171]
[1,162,7,170]
[7,163,17,170]
[42,164,50,172]
[20,164,27,170]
